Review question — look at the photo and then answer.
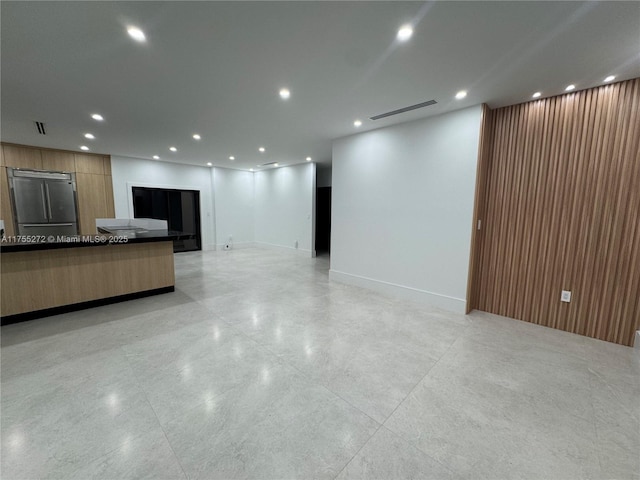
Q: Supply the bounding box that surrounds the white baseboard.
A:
[202,243,217,251]
[329,269,467,314]
[214,242,255,251]
[254,241,314,257]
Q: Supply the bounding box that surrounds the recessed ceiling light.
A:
[80,146,89,151]
[306,157,312,162]
[274,163,279,167]
[565,84,575,91]
[84,133,95,139]
[192,134,201,140]
[532,92,541,98]
[229,156,235,160]
[455,90,467,99]
[127,26,146,43]
[397,25,413,42]
[604,75,616,83]
[91,113,104,121]
[353,119,362,127]
[169,146,177,152]
[279,88,290,99]
[206,162,212,167]
[250,168,254,172]
[259,147,265,152]
[152,155,160,160]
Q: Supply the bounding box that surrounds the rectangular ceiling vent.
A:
[261,161,278,166]
[370,99,437,120]
[34,121,46,135]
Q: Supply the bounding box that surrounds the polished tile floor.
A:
[1,248,638,480]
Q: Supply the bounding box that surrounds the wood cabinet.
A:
[0,143,115,236]
[76,173,111,234]
[1,241,175,317]
[104,175,115,218]
[103,156,112,176]
[3,144,43,170]
[41,150,75,172]
[0,167,14,236]
[75,153,105,175]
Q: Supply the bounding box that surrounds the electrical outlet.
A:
[561,290,572,303]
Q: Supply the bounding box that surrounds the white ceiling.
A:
[2,1,639,170]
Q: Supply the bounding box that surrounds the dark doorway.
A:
[315,187,331,254]
[132,186,201,252]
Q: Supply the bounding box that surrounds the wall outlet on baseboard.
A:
[561,290,572,303]
[224,244,231,250]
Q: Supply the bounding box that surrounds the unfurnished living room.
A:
[0,2,638,480]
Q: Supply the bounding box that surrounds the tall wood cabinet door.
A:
[1,167,15,236]
[41,150,75,172]
[74,153,104,175]
[103,156,112,176]
[3,145,43,170]
[76,173,107,234]
[104,175,115,218]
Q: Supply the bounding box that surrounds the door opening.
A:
[132,186,201,252]
[315,186,331,255]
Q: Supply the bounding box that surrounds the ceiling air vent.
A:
[34,121,46,135]
[261,161,278,166]
[370,100,437,120]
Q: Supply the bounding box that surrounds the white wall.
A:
[330,106,482,313]
[254,163,315,255]
[110,156,216,249]
[212,167,254,248]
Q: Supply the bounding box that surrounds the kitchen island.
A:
[0,230,191,324]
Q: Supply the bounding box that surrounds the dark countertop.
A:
[0,229,195,253]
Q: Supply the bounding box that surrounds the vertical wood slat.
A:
[471,78,640,346]
[466,104,492,312]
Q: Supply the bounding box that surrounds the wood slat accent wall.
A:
[472,78,640,346]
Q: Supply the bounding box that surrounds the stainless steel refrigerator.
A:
[8,168,79,236]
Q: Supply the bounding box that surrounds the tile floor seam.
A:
[120,345,190,480]
[380,323,472,427]
[27,347,168,480]
[212,306,388,429]
[331,422,385,480]
[588,370,606,478]
[185,298,395,438]
[198,298,394,434]
[7,249,637,480]
[373,329,474,478]
[26,358,150,468]
[185,273,474,433]
[588,367,640,424]
[448,334,607,430]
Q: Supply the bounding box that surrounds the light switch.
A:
[561,290,571,303]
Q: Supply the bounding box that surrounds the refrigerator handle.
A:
[40,183,49,219]
[45,184,53,220]
[22,223,74,227]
